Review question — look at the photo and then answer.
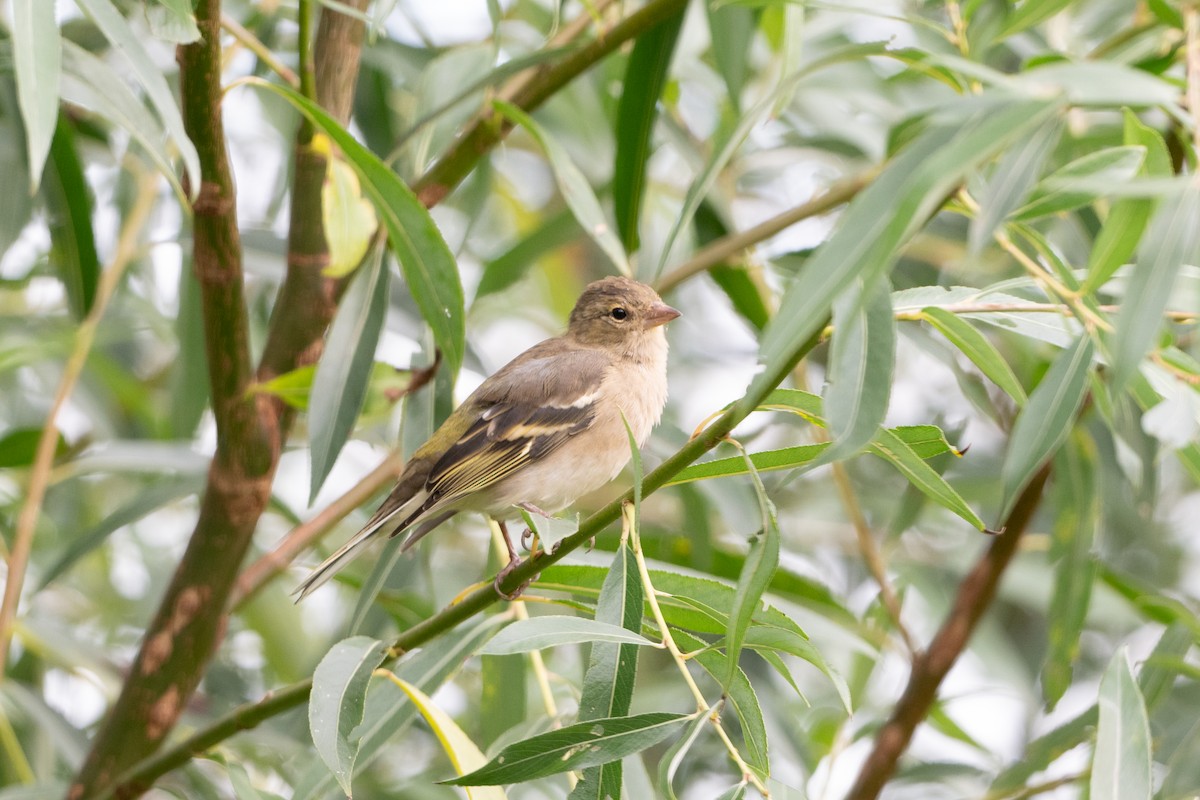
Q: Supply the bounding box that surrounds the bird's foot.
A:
[518,502,554,518]
[493,557,534,600]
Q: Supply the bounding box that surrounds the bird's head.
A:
[566,276,680,355]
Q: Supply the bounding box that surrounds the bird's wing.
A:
[423,346,611,505]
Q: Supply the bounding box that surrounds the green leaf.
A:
[1000,0,1074,37]
[613,11,683,253]
[294,617,506,800]
[43,118,100,320]
[308,636,387,796]
[1011,146,1146,221]
[74,0,200,196]
[11,0,61,190]
[707,1,756,110]
[750,96,1060,409]
[921,307,1027,404]
[475,209,578,300]
[308,246,390,502]
[742,626,851,712]
[655,39,891,279]
[1091,648,1152,800]
[1111,186,1200,387]
[724,450,780,688]
[479,653,525,750]
[989,624,1190,795]
[38,475,203,588]
[655,705,711,800]
[968,115,1061,254]
[384,676,506,800]
[674,629,770,777]
[223,758,268,800]
[1082,110,1171,294]
[495,100,629,276]
[145,0,201,43]
[248,79,465,375]
[1014,61,1180,108]
[1041,434,1099,708]
[479,616,656,655]
[871,428,985,530]
[0,428,67,469]
[571,545,645,800]
[59,42,186,201]
[664,424,957,485]
[445,712,692,786]
[823,277,896,462]
[1000,336,1093,519]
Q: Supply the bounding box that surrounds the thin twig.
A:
[231,450,405,608]
[843,466,1052,800]
[830,462,917,656]
[628,505,771,797]
[221,13,300,87]
[0,166,159,680]
[655,170,876,294]
[983,771,1087,800]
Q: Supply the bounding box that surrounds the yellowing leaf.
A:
[380,673,507,800]
[323,155,378,278]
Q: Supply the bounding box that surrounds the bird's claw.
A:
[493,557,533,600]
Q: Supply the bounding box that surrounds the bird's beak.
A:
[644,301,681,328]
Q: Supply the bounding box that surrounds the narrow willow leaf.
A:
[990,624,1190,795]
[999,0,1073,36]
[38,475,203,588]
[921,307,1026,404]
[495,100,629,276]
[1041,435,1099,708]
[655,40,890,278]
[74,0,200,195]
[223,758,268,800]
[1091,648,1152,800]
[1011,146,1145,221]
[385,676,506,800]
[1082,110,1171,293]
[751,97,1060,408]
[12,0,60,190]
[571,545,644,800]
[445,713,692,786]
[1015,61,1180,108]
[1000,336,1093,519]
[724,450,780,688]
[146,0,200,43]
[614,11,683,253]
[743,626,851,712]
[44,119,100,320]
[707,1,756,110]
[59,43,185,200]
[249,79,465,374]
[675,629,769,777]
[475,209,577,300]
[293,618,506,800]
[480,616,655,655]
[655,707,711,800]
[308,247,390,502]
[1111,186,1200,387]
[479,653,525,750]
[823,278,896,463]
[969,115,1061,254]
[871,428,985,530]
[309,636,387,796]
[664,424,955,486]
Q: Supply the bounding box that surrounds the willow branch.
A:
[843,465,1052,800]
[654,170,875,294]
[413,0,689,208]
[100,323,827,800]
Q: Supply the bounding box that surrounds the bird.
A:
[294,276,680,601]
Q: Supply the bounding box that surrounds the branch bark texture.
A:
[68,3,370,798]
[844,466,1053,800]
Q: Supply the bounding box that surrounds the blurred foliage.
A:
[3,0,1200,798]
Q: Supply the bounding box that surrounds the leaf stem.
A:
[628,505,771,797]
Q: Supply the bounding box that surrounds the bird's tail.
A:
[291,518,386,602]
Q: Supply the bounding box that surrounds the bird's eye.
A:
[610,307,628,321]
